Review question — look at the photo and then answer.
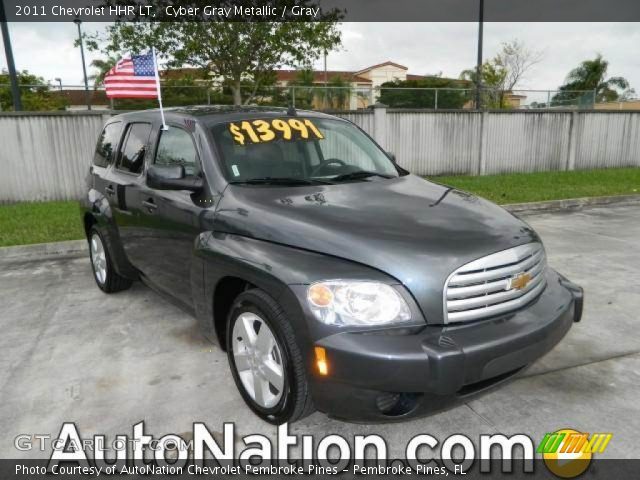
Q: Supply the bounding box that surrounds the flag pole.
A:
[152,47,168,130]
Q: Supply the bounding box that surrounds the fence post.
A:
[478,111,488,175]
[434,89,438,110]
[566,111,578,171]
[372,103,388,149]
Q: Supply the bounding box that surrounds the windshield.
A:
[211,117,399,185]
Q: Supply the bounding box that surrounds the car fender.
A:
[194,231,408,353]
[80,187,137,279]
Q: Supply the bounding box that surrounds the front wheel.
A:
[226,289,314,424]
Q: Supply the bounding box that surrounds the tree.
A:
[290,68,315,109]
[88,56,117,87]
[496,40,543,97]
[461,40,542,108]
[619,88,637,101]
[0,70,67,111]
[86,1,342,105]
[325,75,352,109]
[552,54,630,107]
[378,77,470,109]
[460,62,507,108]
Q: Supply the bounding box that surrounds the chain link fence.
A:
[0,83,603,112]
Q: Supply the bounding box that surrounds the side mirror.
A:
[147,164,203,192]
[386,151,397,163]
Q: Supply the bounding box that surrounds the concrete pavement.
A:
[0,204,638,459]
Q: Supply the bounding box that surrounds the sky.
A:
[1,22,638,96]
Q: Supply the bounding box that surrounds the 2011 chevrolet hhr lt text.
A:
[81,106,584,424]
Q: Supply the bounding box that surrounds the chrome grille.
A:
[444,243,547,323]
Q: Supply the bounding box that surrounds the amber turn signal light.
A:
[314,346,329,376]
[308,283,334,307]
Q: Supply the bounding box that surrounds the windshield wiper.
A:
[230,177,333,186]
[331,171,395,182]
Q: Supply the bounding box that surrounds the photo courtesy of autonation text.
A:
[0,0,639,478]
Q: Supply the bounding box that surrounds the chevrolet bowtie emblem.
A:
[510,272,532,290]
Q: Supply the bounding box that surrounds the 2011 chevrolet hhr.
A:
[81,106,583,424]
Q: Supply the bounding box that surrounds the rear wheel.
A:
[226,289,314,424]
[89,227,132,293]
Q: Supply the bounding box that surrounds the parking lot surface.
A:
[1,204,638,458]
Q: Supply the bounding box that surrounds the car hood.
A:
[214,174,539,323]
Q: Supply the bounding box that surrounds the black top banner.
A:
[2,0,640,22]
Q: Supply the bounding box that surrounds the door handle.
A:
[105,185,115,196]
[142,199,157,212]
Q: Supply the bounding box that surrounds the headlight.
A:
[307,280,411,326]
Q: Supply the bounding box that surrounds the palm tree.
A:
[290,68,316,109]
[89,57,118,88]
[552,55,630,106]
[326,75,352,110]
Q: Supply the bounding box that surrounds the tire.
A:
[226,288,314,424]
[88,226,132,293]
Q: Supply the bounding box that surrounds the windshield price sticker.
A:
[229,118,324,145]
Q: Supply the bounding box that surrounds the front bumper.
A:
[309,269,583,422]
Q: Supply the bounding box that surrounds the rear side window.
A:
[93,122,122,167]
[155,127,200,176]
[117,123,152,175]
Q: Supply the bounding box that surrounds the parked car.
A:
[81,106,583,424]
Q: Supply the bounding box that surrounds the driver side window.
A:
[155,127,200,176]
[316,127,377,171]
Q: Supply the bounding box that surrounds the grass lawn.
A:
[428,167,640,205]
[0,168,638,247]
[0,201,84,247]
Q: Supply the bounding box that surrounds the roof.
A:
[160,61,422,85]
[112,105,338,125]
[161,67,374,83]
[275,70,371,84]
[354,61,408,75]
[160,67,209,80]
[406,74,429,81]
[53,89,108,105]
[394,75,473,87]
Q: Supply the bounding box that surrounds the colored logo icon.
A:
[538,428,612,478]
[509,271,532,290]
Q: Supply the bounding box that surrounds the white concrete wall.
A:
[342,108,640,176]
[1,110,638,202]
[0,112,109,203]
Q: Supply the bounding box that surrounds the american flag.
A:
[104,52,159,98]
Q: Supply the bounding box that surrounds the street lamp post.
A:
[0,0,22,111]
[74,17,91,110]
[323,50,328,110]
[54,78,63,91]
[475,0,484,110]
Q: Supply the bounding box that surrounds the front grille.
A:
[444,243,547,323]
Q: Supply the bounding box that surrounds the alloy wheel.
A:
[231,312,285,409]
[90,233,107,285]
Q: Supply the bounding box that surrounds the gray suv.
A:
[81,106,583,424]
